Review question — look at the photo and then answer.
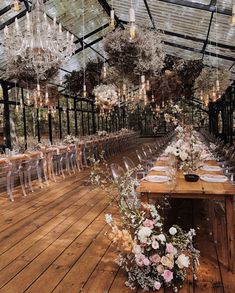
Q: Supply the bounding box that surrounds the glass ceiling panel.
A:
[45,0,109,39]
[0,0,11,10]
[208,13,235,46]
[148,1,211,39]
[85,25,113,43]
[164,44,202,59]
[203,55,234,69]
[0,2,26,26]
[217,0,232,11]
[107,0,152,27]
[161,34,204,51]
[206,44,235,59]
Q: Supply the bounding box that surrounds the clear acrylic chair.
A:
[110,163,125,185]
[0,160,13,201]
[9,159,31,198]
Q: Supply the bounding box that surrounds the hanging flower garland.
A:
[103,26,165,82]
[194,67,231,100]
[93,84,118,116]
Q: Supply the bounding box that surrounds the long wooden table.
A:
[137,159,235,272]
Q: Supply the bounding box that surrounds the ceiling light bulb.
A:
[130,22,136,40]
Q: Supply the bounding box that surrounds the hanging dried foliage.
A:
[6,56,59,88]
[150,70,182,100]
[194,67,231,99]
[103,26,165,81]
[64,58,103,96]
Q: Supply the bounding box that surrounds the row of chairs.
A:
[200,130,235,183]
[111,134,173,185]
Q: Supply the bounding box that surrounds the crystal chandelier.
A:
[3,0,76,80]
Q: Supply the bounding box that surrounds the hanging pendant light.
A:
[129,4,136,40]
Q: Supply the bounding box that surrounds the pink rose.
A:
[152,240,159,249]
[150,254,161,264]
[166,243,174,254]
[143,257,150,266]
[135,254,145,267]
[162,270,173,283]
[143,219,154,229]
[154,281,161,290]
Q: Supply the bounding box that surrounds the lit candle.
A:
[4,26,8,36]
[15,18,19,31]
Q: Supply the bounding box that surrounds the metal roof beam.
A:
[202,0,216,59]
[143,0,156,29]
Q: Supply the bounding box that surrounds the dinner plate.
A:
[151,166,169,172]
[142,175,170,183]
[200,165,222,172]
[200,174,228,183]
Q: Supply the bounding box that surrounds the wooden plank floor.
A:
[0,140,234,293]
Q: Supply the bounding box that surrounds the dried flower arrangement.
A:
[194,67,231,100]
[64,58,103,96]
[103,26,165,81]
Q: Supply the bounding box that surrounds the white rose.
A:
[137,227,152,243]
[157,233,166,243]
[169,227,177,235]
[176,254,190,269]
[132,244,142,254]
[179,151,188,161]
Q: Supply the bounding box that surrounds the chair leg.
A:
[51,161,57,182]
[19,172,27,197]
[36,167,43,189]
[6,175,14,202]
[60,159,65,179]
[28,171,34,193]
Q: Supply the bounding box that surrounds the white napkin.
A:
[151,166,169,172]
[200,174,228,183]
[142,175,170,183]
[201,165,222,172]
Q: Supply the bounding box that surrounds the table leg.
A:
[225,195,234,272]
[141,193,149,204]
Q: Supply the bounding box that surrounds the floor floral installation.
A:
[89,157,200,292]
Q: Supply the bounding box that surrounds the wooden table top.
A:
[136,159,235,199]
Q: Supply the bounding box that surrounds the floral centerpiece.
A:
[63,135,79,144]
[106,202,199,292]
[97,130,108,137]
[164,126,208,171]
